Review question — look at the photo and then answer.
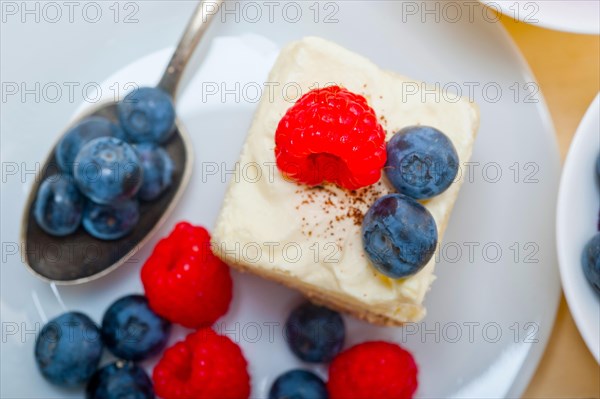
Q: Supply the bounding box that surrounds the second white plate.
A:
[557,94,600,363]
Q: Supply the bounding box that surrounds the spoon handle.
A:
[157,0,223,99]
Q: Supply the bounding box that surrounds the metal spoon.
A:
[20,0,222,284]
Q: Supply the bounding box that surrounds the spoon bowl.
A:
[20,0,221,284]
[21,102,192,284]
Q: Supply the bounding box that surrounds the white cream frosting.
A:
[212,37,479,322]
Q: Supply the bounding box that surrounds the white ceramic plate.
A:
[556,94,600,363]
[1,2,561,398]
[480,0,600,34]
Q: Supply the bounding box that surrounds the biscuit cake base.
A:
[212,37,479,326]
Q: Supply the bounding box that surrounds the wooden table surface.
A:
[500,16,600,399]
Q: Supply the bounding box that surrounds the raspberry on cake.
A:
[275,85,386,190]
[212,37,479,325]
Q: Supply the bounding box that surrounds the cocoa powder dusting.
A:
[294,180,390,243]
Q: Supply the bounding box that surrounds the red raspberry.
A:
[153,328,251,399]
[141,222,233,329]
[275,86,387,190]
[327,341,418,399]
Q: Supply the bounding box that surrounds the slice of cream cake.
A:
[212,36,479,325]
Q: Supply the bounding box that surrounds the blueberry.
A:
[86,361,154,399]
[35,312,103,387]
[385,126,459,200]
[582,233,600,295]
[362,194,438,278]
[117,87,175,144]
[74,137,143,204]
[285,302,344,363]
[82,199,139,240]
[269,369,328,399]
[133,143,174,201]
[101,294,170,361]
[34,174,83,236]
[56,116,125,174]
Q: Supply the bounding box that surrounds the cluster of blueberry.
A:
[34,87,175,240]
[362,126,459,279]
[581,154,600,295]
[35,295,170,398]
[270,301,418,399]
